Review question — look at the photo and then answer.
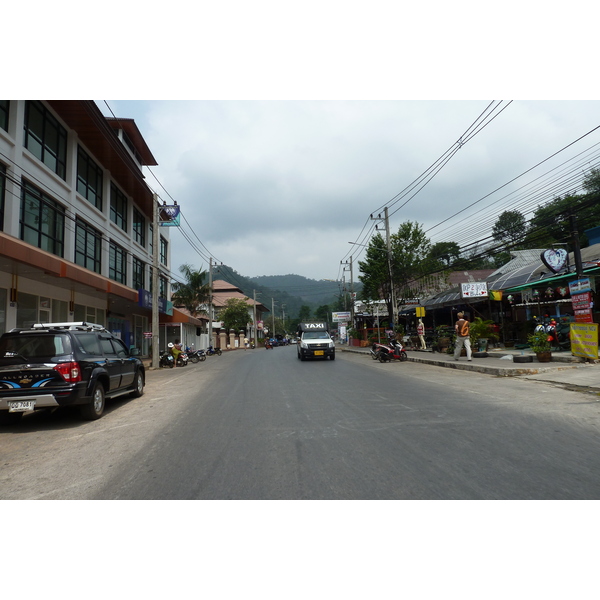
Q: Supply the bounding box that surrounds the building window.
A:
[110,183,128,231]
[75,218,102,273]
[133,208,145,247]
[0,101,8,132]
[149,225,154,256]
[77,146,103,210]
[74,304,105,326]
[20,181,65,257]
[160,236,168,266]
[159,275,168,299]
[0,163,5,230]
[109,241,127,284]
[133,256,145,290]
[23,101,67,180]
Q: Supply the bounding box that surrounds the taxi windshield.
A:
[303,332,330,340]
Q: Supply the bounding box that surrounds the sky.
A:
[9,1,599,287]
[96,99,600,285]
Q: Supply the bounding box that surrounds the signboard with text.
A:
[570,323,598,359]
[461,282,488,298]
[332,311,351,322]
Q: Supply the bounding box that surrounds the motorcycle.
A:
[265,340,273,349]
[176,352,189,367]
[159,350,175,368]
[372,339,408,363]
[206,346,222,356]
[534,316,571,352]
[187,349,206,363]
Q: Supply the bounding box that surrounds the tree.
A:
[358,232,392,317]
[390,221,431,302]
[298,305,311,321]
[359,221,432,320]
[171,264,210,317]
[219,298,252,333]
[492,210,526,246]
[314,305,330,321]
[427,241,461,269]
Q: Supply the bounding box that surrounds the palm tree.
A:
[171,264,210,317]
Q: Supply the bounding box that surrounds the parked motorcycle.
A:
[534,316,571,352]
[187,349,206,363]
[206,346,222,356]
[372,339,408,363]
[159,350,175,368]
[176,352,189,367]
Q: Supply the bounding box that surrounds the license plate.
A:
[8,400,36,412]
[314,350,324,356]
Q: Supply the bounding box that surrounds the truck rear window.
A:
[0,334,72,358]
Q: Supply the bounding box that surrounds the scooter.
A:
[206,346,222,356]
[373,339,408,363]
[176,352,189,367]
[159,350,174,368]
[187,349,206,363]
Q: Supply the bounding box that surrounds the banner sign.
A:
[332,311,351,322]
[570,323,598,359]
[137,290,173,315]
[159,204,181,226]
[569,278,592,295]
[461,282,488,298]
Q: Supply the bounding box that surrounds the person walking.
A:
[454,312,472,361]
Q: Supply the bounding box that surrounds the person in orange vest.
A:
[453,312,472,361]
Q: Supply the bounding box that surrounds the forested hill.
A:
[214,267,358,317]
[252,274,342,304]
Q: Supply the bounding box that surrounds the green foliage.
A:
[427,241,461,269]
[314,305,330,321]
[527,330,552,353]
[220,297,252,333]
[171,264,210,317]
[469,317,494,346]
[492,210,527,245]
[298,305,311,321]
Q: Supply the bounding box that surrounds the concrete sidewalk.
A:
[339,344,600,393]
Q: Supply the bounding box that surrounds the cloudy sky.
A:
[11,1,599,286]
[97,99,600,284]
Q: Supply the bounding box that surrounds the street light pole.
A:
[208,257,213,348]
[151,193,160,369]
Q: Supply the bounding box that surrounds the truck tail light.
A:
[54,361,82,383]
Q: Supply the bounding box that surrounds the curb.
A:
[339,347,585,377]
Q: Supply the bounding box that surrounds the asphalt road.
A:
[2,345,600,499]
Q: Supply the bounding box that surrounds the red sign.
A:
[572,291,593,323]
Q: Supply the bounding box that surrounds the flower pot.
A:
[535,351,552,363]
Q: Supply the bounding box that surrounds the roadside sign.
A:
[461,282,488,298]
[570,323,598,359]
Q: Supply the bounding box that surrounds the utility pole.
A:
[208,257,213,348]
[370,207,397,329]
[281,303,286,333]
[569,212,584,277]
[340,256,354,328]
[253,289,258,342]
[151,193,160,369]
[271,298,277,339]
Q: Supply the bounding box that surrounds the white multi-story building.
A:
[0,100,187,356]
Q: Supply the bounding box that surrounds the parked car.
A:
[0,322,145,425]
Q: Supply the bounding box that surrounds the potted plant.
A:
[527,330,552,362]
[469,317,494,353]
